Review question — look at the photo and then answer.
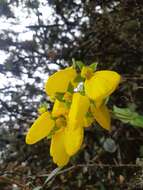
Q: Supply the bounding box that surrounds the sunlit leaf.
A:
[113,106,143,128]
[89,62,98,71]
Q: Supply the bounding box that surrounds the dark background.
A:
[0,0,143,189]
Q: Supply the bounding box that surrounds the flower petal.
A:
[50,128,70,167]
[91,104,111,130]
[84,70,121,101]
[68,93,90,129]
[52,99,69,117]
[94,98,104,108]
[45,67,77,97]
[84,115,94,128]
[64,126,84,156]
[26,112,54,144]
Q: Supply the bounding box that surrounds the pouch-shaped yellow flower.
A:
[45,67,77,98]
[91,104,111,130]
[50,128,70,167]
[64,93,89,156]
[64,126,84,156]
[68,93,90,129]
[52,99,69,117]
[26,64,121,167]
[84,70,121,103]
[26,112,55,144]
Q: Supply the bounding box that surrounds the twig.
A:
[123,76,143,80]
[35,163,142,179]
[57,166,76,175]
[58,163,142,174]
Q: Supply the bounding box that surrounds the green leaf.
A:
[39,102,49,109]
[130,115,143,127]
[47,134,52,139]
[86,111,93,118]
[80,90,85,96]
[65,101,71,108]
[113,106,133,117]
[89,62,98,71]
[72,58,76,68]
[67,82,74,93]
[76,61,84,70]
[74,74,84,83]
[72,59,84,70]
[55,92,65,102]
[113,106,143,128]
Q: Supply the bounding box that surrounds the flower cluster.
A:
[25,63,121,167]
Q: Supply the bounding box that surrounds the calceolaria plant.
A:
[25,60,121,167]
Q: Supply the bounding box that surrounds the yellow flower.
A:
[81,66,94,79]
[45,67,77,98]
[26,63,121,167]
[55,117,67,128]
[52,99,69,117]
[64,93,90,156]
[26,111,70,167]
[50,128,70,167]
[25,92,90,164]
[90,103,111,130]
[80,68,121,130]
[64,126,84,156]
[84,70,121,106]
[27,94,88,166]
[67,93,90,129]
[26,112,54,144]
